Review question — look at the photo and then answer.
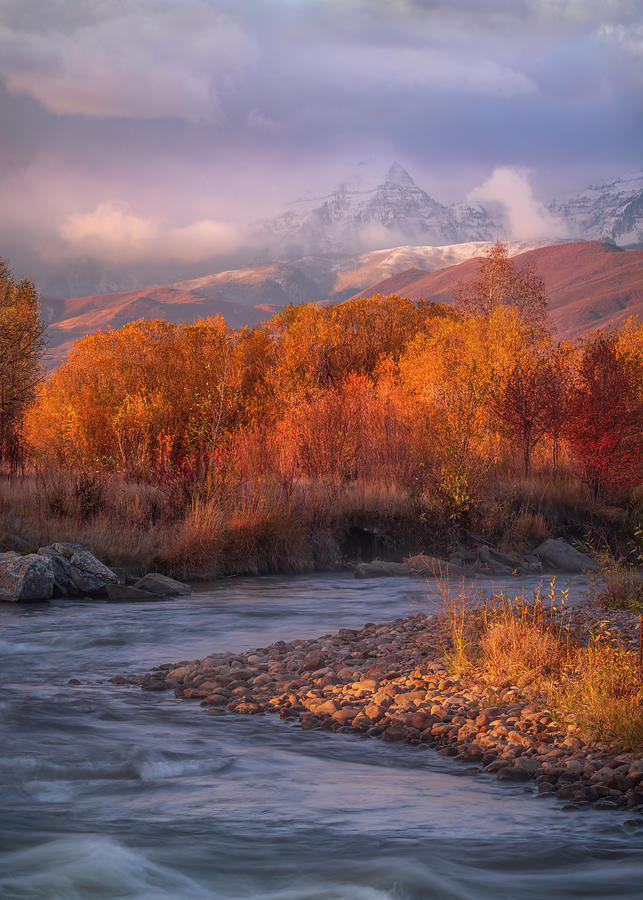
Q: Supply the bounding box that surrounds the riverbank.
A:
[2,468,637,581]
[128,594,643,811]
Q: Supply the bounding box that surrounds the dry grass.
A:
[438,578,643,752]
[0,470,434,578]
[557,640,643,750]
[0,465,637,587]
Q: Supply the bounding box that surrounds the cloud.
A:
[0,0,258,122]
[301,44,538,97]
[468,167,568,240]
[59,202,240,262]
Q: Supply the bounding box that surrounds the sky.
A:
[0,0,641,280]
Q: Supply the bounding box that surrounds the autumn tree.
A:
[24,317,263,481]
[397,304,536,500]
[490,349,557,476]
[454,241,549,334]
[0,259,45,467]
[266,295,452,406]
[566,326,642,495]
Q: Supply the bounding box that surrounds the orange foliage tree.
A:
[25,317,273,481]
[0,259,45,467]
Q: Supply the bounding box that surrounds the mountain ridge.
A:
[43,239,641,368]
[351,241,643,339]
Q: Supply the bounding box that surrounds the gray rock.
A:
[0,551,20,563]
[109,566,132,585]
[514,757,541,774]
[133,573,191,596]
[479,546,522,572]
[0,553,54,602]
[69,549,118,594]
[105,584,159,602]
[50,542,86,559]
[522,554,544,573]
[38,546,80,596]
[354,560,412,578]
[534,538,599,573]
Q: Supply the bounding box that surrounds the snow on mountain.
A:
[252,163,501,258]
[549,171,643,246]
[329,240,538,299]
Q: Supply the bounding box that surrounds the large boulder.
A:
[49,542,86,558]
[69,549,118,594]
[38,546,80,596]
[0,552,54,602]
[534,538,599,573]
[133,573,191,596]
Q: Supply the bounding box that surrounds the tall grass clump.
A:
[437,577,643,752]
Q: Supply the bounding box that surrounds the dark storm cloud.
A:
[0,0,640,266]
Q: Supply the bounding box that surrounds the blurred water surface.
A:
[1,572,641,899]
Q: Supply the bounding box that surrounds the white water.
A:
[1,572,641,899]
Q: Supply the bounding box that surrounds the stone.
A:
[533,538,599,573]
[69,549,118,594]
[50,542,86,558]
[0,552,54,602]
[354,560,412,578]
[479,545,522,570]
[38,546,80,596]
[109,566,131,585]
[133,573,191,596]
[301,651,325,671]
[331,707,361,724]
[105,584,159,602]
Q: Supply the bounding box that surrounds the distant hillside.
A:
[43,240,640,367]
[44,287,273,369]
[352,241,643,339]
[44,241,535,367]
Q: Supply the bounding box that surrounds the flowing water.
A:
[1,572,641,899]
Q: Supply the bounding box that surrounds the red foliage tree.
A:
[566,332,642,495]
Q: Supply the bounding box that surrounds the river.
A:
[1,572,641,899]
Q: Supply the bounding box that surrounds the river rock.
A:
[354,560,412,578]
[0,552,54,601]
[105,584,159,602]
[38,546,80,596]
[477,546,520,575]
[68,549,118,594]
[133,573,191,596]
[534,538,599,573]
[49,542,87,558]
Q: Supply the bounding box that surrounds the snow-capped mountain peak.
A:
[384,162,417,187]
[252,163,500,258]
[548,170,643,246]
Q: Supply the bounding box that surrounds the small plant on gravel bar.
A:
[434,576,485,674]
[556,628,643,752]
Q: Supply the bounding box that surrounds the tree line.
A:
[2,246,641,503]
